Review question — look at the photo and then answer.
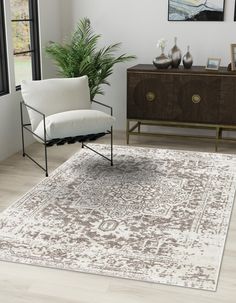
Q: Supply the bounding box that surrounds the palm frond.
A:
[45,17,136,99]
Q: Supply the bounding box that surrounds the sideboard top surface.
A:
[127,64,236,76]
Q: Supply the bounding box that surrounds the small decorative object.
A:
[169,37,182,68]
[153,38,172,69]
[183,45,193,69]
[205,58,221,71]
[230,44,236,71]
[168,0,225,21]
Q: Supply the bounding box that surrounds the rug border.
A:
[214,184,236,291]
[0,255,221,292]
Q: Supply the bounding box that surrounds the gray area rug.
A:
[0,145,236,291]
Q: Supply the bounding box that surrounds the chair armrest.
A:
[20,101,47,143]
[91,100,113,116]
[21,101,46,118]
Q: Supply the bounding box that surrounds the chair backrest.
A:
[21,76,91,131]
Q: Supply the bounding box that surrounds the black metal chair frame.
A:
[20,100,113,177]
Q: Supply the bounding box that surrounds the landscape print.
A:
[168,0,225,21]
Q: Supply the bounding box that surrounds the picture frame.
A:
[230,44,236,71]
[168,0,225,21]
[205,58,221,70]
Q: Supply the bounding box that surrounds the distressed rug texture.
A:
[0,145,236,291]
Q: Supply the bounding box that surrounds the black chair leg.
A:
[43,116,48,177]
[20,102,25,157]
[82,130,113,166]
[111,126,113,166]
[44,144,48,177]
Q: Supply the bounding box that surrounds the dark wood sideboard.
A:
[127,64,236,150]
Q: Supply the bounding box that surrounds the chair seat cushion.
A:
[34,110,115,142]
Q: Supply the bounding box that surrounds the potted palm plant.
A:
[45,18,136,99]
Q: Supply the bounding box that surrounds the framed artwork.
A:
[205,58,221,70]
[230,44,236,71]
[168,0,225,21]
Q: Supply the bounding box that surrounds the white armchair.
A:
[20,76,115,176]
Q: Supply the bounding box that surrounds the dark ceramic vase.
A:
[153,47,172,69]
[169,37,182,68]
[183,46,193,69]
[153,53,172,69]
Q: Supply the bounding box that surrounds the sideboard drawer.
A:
[219,78,236,125]
[127,73,180,120]
[177,76,221,124]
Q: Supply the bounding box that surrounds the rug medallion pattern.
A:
[0,145,236,291]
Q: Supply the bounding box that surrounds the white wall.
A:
[0,0,63,161]
[39,0,65,79]
[62,0,236,131]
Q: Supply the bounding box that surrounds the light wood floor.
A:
[0,131,236,303]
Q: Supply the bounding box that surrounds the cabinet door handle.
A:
[192,94,201,104]
[146,92,156,102]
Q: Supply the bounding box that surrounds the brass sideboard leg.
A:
[138,121,141,133]
[126,120,130,145]
[219,128,223,140]
[215,127,220,152]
